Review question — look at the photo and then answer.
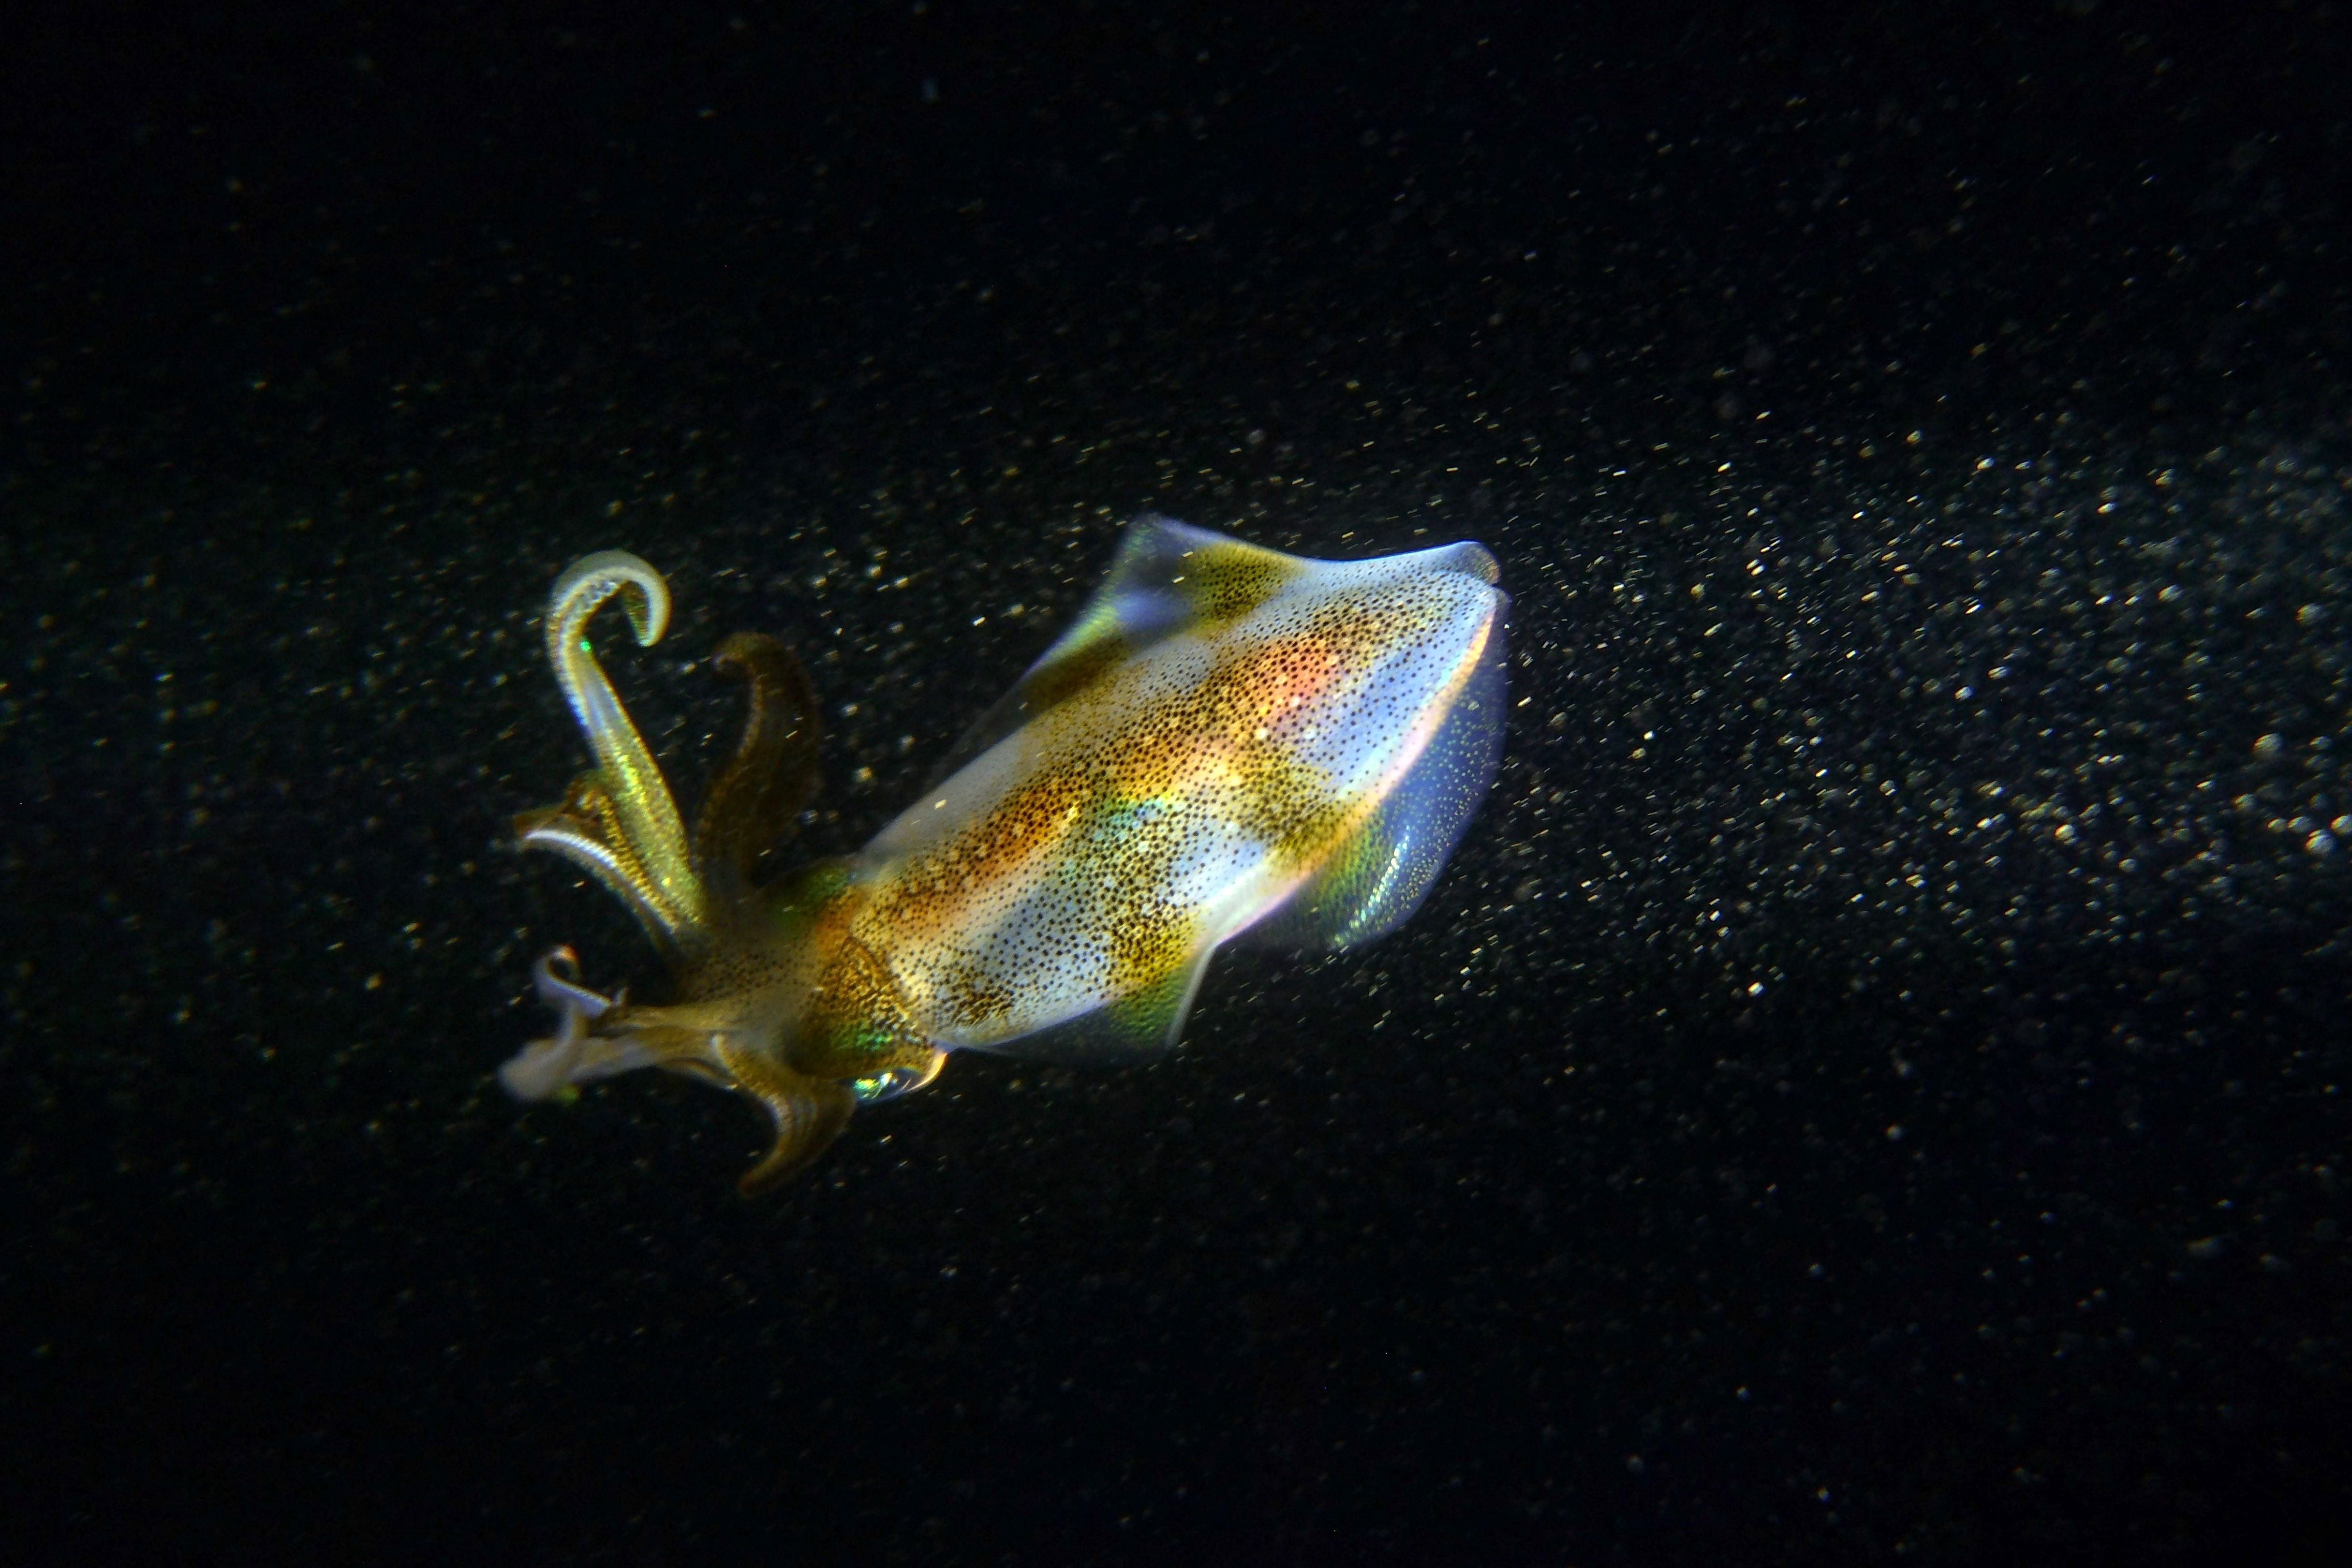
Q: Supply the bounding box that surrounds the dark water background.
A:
[5,3,2350,1562]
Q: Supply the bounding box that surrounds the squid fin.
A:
[927,516,1304,783]
[1249,610,1506,951]
[977,943,1215,1064]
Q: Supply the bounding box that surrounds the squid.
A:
[503,516,1508,1192]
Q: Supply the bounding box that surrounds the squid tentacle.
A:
[498,947,655,1101]
[692,631,822,902]
[515,774,692,963]
[527,550,706,947]
[503,956,861,1192]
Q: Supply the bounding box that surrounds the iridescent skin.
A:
[503,517,1507,1191]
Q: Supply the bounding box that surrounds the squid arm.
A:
[692,630,821,903]
[515,550,707,957]
[507,552,861,1189]
[496,947,651,1101]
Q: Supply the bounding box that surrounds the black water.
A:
[6,4,2350,1562]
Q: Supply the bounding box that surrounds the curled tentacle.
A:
[693,631,822,901]
[533,944,615,1022]
[499,947,655,1101]
[526,550,705,947]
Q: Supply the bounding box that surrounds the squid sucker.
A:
[503,517,1508,1192]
